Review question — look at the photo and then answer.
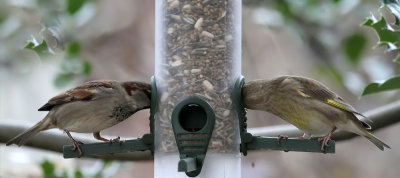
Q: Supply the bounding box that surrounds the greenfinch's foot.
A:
[318,127,337,151]
[277,135,289,143]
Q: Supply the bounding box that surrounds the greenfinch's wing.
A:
[288,76,371,129]
[296,85,366,118]
[298,87,371,129]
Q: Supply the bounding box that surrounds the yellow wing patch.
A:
[297,90,311,98]
[326,99,349,111]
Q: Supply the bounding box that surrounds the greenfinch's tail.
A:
[363,131,390,151]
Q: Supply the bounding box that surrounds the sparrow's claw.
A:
[109,136,120,143]
[277,135,289,143]
[72,140,84,157]
[93,132,120,144]
[65,130,84,157]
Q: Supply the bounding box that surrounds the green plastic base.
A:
[246,137,335,153]
[63,138,151,158]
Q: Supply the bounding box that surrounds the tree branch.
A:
[1,101,399,160]
[0,121,152,161]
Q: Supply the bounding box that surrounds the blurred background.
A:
[0,0,399,177]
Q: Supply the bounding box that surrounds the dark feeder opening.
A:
[171,96,215,177]
[179,104,207,132]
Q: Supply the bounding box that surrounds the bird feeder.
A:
[63,0,334,177]
[153,0,242,176]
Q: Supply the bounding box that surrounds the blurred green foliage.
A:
[244,0,400,96]
[40,159,115,178]
[363,17,400,52]
[3,0,400,94]
[360,0,400,95]
[245,0,367,87]
[343,33,367,65]
[55,42,91,87]
[25,40,50,60]
[362,75,400,96]
[383,0,400,24]
[67,0,88,15]
[74,170,83,178]
[5,0,93,87]
[41,160,55,178]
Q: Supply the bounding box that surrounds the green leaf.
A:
[382,0,400,24]
[363,16,400,62]
[395,53,400,63]
[67,41,81,58]
[102,160,112,167]
[24,40,50,59]
[54,73,73,87]
[25,42,35,49]
[82,60,91,75]
[0,15,6,24]
[67,0,87,15]
[343,32,367,65]
[276,0,293,19]
[54,59,91,87]
[40,160,55,178]
[74,170,83,178]
[62,171,69,178]
[312,65,343,85]
[362,75,400,96]
[363,17,400,45]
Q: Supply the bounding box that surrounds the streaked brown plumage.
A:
[6,80,151,156]
[242,75,390,151]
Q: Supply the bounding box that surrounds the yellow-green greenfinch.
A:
[242,75,390,151]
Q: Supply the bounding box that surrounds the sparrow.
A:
[242,75,390,151]
[6,80,151,156]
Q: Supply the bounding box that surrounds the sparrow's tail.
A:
[363,131,391,151]
[6,117,52,146]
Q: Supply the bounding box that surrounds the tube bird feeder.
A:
[154,0,242,177]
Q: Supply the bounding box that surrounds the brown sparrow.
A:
[6,80,151,156]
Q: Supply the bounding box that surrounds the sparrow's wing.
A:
[38,80,116,111]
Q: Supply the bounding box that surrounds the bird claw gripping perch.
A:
[65,130,84,157]
[109,136,121,144]
[277,135,289,144]
[318,127,336,151]
[72,141,84,158]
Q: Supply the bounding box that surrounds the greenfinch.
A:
[242,76,390,151]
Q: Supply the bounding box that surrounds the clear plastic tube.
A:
[154,0,241,177]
